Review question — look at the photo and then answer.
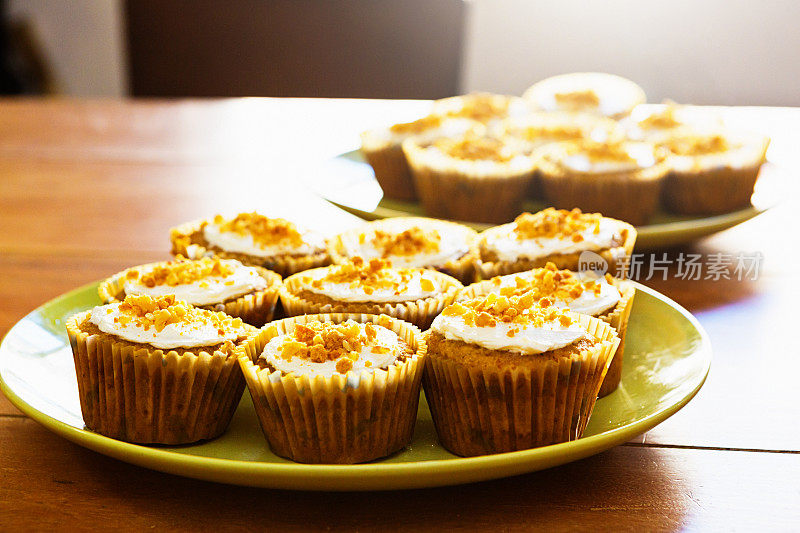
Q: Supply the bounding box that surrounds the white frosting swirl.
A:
[302,268,442,303]
[431,312,587,354]
[483,218,621,263]
[260,323,404,378]
[203,223,325,258]
[89,303,238,349]
[123,260,268,306]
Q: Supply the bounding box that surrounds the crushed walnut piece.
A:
[113,294,245,335]
[277,320,395,374]
[126,256,235,288]
[554,89,601,110]
[389,114,444,135]
[664,134,730,156]
[302,257,438,296]
[433,133,516,162]
[369,227,441,257]
[513,208,603,241]
[442,289,575,329]
[488,262,611,302]
[212,212,306,249]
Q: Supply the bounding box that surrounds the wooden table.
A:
[1,98,798,531]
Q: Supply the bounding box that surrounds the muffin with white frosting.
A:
[423,291,619,456]
[237,313,426,463]
[460,262,635,397]
[431,92,533,132]
[98,255,282,326]
[403,130,538,223]
[522,72,646,119]
[170,212,329,277]
[66,294,256,444]
[361,113,480,201]
[660,131,769,214]
[537,139,670,225]
[477,208,637,280]
[280,257,462,328]
[328,217,479,284]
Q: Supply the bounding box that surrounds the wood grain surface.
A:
[1,98,799,530]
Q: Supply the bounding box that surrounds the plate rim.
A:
[0,282,711,491]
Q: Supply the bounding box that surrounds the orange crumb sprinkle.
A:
[488,262,608,302]
[212,212,306,249]
[513,208,602,240]
[433,133,515,162]
[442,94,510,122]
[664,134,730,156]
[113,294,244,334]
[314,257,437,296]
[389,114,443,135]
[442,288,575,328]
[554,89,600,109]
[126,256,235,288]
[639,106,682,130]
[371,227,441,257]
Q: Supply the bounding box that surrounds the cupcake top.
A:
[523,72,646,118]
[480,208,624,263]
[362,113,480,148]
[336,218,474,268]
[432,93,532,127]
[540,139,663,174]
[624,102,722,142]
[202,212,326,258]
[431,291,590,354]
[89,294,252,350]
[294,257,449,303]
[476,263,621,316]
[661,132,769,171]
[501,112,622,149]
[259,318,411,378]
[121,256,269,306]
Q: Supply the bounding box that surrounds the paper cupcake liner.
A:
[538,160,669,226]
[169,219,330,278]
[327,218,480,285]
[477,219,637,281]
[280,268,463,329]
[236,313,427,463]
[360,142,418,201]
[423,314,619,456]
[597,281,636,397]
[66,312,248,444]
[403,141,535,224]
[98,264,282,327]
[662,163,763,215]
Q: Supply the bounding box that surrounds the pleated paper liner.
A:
[169,219,330,278]
[476,218,637,281]
[97,263,282,327]
[327,217,481,284]
[279,267,463,329]
[423,314,619,457]
[236,313,427,464]
[359,139,418,201]
[402,138,536,225]
[66,312,250,445]
[457,273,635,397]
[662,163,764,215]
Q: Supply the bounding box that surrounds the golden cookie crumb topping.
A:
[212,212,305,248]
[443,94,510,122]
[113,294,245,335]
[664,134,730,156]
[513,208,602,241]
[302,257,434,296]
[489,262,611,301]
[516,123,587,142]
[554,89,600,110]
[569,141,640,163]
[442,290,574,329]
[277,319,395,374]
[125,256,235,288]
[639,106,682,130]
[433,134,515,162]
[389,114,444,135]
[366,227,442,257]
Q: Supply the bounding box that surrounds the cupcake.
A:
[660,131,770,214]
[477,208,637,280]
[280,257,462,329]
[170,212,329,277]
[66,294,255,444]
[403,131,538,224]
[523,72,646,119]
[98,255,282,327]
[424,291,619,456]
[328,217,479,284]
[431,92,533,131]
[360,114,479,201]
[459,262,635,397]
[537,139,670,225]
[236,313,426,463]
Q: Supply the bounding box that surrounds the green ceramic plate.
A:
[312,150,777,250]
[0,282,710,491]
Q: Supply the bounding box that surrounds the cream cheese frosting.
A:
[123,258,268,306]
[523,72,646,118]
[548,141,658,174]
[260,320,406,378]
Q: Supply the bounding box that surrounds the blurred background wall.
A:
[4,0,800,105]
